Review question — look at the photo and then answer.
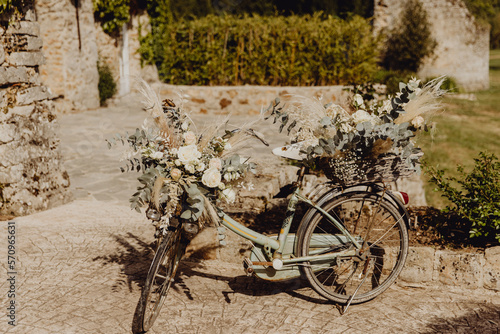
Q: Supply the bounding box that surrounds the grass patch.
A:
[417,49,500,208]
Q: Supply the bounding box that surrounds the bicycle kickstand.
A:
[338,258,371,315]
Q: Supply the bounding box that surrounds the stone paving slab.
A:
[1,200,499,334]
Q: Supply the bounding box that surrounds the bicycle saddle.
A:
[272,142,306,161]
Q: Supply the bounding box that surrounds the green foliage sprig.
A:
[427,152,500,243]
[139,13,379,86]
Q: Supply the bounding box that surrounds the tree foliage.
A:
[93,0,131,36]
[381,0,436,73]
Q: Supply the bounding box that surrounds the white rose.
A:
[151,151,163,160]
[177,144,201,164]
[411,116,425,129]
[183,131,197,145]
[209,158,222,170]
[202,168,221,188]
[221,188,236,204]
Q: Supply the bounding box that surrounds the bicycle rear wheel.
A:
[136,227,184,332]
[296,192,408,304]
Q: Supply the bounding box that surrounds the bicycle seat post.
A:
[295,166,307,186]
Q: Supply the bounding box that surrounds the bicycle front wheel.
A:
[136,227,183,332]
[297,192,408,304]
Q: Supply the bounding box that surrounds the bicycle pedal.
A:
[242,258,254,276]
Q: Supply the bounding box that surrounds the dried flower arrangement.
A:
[108,80,257,232]
[266,77,445,185]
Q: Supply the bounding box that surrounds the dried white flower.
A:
[209,158,222,170]
[185,163,196,174]
[196,162,206,172]
[411,115,425,129]
[221,188,236,203]
[151,151,163,160]
[354,94,364,107]
[352,110,376,125]
[183,131,197,145]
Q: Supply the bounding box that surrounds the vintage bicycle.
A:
[134,145,413,333]
[116,78,443,333]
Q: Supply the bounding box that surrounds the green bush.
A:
[427,152,500,243]
[381,0,436,73]
[97,59,117,106]
[139,13,379,86]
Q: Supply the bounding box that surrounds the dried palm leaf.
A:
[136,78,179,147]
[394,77,446,124]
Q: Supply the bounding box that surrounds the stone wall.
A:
[374,0,490,91]
[35,0,100,111]
[0,8,71,216]
[154,83,348,116]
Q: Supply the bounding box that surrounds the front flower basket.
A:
[319,153,419,187]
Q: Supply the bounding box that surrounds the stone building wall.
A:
[35,0,100,111]
[374,0,490,91]
[35,1,154,111]
[0,8,71,215]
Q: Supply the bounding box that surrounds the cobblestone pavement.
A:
[1,200,499,334]
[1,95,499,333]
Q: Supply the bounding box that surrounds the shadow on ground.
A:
[92,232,156,291]
[175,261,331,306]
[421,305,500,334]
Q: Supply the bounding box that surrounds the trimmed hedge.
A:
[140,14,379,86]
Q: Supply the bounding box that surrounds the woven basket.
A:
[319,154,418,187]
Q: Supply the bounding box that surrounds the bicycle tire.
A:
[136,227,183,332]
[296,191,408,304]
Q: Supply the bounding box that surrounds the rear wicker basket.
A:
[320,154,417,187]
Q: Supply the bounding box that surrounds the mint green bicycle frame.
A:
[218,184,363,266]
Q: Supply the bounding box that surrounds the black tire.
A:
[136,227,183,332]
[296,192,408,304]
